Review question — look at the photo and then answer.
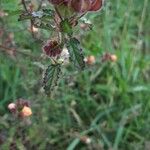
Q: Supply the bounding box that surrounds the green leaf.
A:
[4,10,22,16]
[60,19,73,34]
[1,0,18,11]
[42,9,54,19]
[67,38,85,70]
[43,64,62,95]
[18,9,55,31]
[33,20,55,31]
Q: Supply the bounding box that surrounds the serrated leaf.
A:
[32,18,55,31]
[67,38,85,70]
[43,64,62,95]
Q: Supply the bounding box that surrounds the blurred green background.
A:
[0,0,150,149]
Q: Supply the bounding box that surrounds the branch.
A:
[21,0,28,12]
[0,45,40,60]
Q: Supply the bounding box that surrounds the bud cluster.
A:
[8,99,32,118]
[102,53,118,62]
[19,0,105,95]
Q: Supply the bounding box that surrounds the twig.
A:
[0,45,40,60]
[0,45,16,52]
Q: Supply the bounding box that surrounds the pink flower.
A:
[43,40,62,57]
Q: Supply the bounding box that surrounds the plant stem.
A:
[54,6,63,21]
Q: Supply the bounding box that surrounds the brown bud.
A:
[16,99,30,109]
[102,53,117,62]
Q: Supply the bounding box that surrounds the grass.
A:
[0,0,150,149]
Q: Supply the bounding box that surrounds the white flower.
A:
[8,103,16,110]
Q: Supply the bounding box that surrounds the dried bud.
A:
[43,40,62,57]
[102,53,111,62]
[16,99,29,109]
[85,55,96,65]
[21,106,32,117]
[80,136,91,144]
[110,54,117,62]
[102,53,117,62]
[8,103,16,113]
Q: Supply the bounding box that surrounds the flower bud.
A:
[110,54,117,62]
[85,55,96,65]
[8,103,16,113]
[21,106,32,117]
[89,0,103,11]
[80,136,91,144]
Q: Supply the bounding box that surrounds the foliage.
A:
[0,0,150,150]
